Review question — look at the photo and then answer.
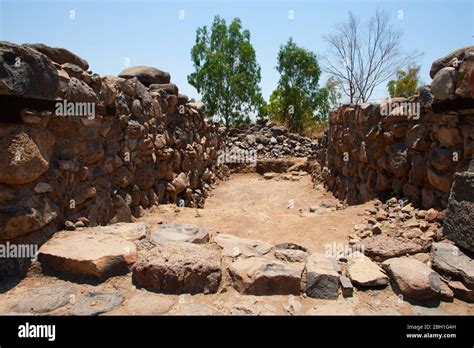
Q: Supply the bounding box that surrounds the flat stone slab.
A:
[90,222,149,241]
[382,257,442,299]
[347,251,389,287]
[70,292,123,316]
[431,242,474,288]
[228,257,304,295]
[38,230,137,281]
[150,223,209,246]
[306,302,354,315]
[362,235,426,261]
[273,249,308,263]
[306,253,340,299]
[171,303,218,315]
[132,243,221,294]
[214,233,272,258]
[357,307,400,315]
[107,292,175,315]
[12,285,76,314]
[230,300,278,315]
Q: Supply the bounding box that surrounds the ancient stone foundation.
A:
[315,47,474,210]
[0,41,224,279]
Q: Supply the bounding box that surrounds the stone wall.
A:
[315,46,474,210]
[0,42,224,275]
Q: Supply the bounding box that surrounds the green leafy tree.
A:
[387,66,421,98]
[267,38,324,133]
[315,76,343,122]
[188,16,264,128]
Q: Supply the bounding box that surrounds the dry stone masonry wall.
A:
[0,41,225,278]
[316,46,474,211]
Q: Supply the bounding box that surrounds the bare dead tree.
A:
[322,9,420,104]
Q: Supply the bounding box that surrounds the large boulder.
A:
[432,242,474,289]
[382,257,442,299]
[431,67,457,101]
[38,229,138,281]
[429,46,474,78]
[132,243,221,294]
[443,172,474,252]
[0,41,59,99]
[118,66,170,86]
[0,125,54,185]
[228,257,304,295]
[25,43,89,70]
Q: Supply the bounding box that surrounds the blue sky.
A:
[1,0,473,103]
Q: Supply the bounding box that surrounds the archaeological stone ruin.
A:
[0,41,473,316]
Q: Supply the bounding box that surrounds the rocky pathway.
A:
[0,170,472,316]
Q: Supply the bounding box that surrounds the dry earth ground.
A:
[0,173,472,316]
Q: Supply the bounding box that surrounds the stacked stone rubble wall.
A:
[0,42,224,253]
[315,46,474,209]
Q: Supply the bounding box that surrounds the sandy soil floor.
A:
[0,172,472,316]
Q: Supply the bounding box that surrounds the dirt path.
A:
[141,173,371,253]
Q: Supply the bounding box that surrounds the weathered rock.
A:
[382,257,442,299]
[0,41,59,99]
[448,281,474,302]
[64,77,99,103]
[306,253,340,299]
[429,46,474,78]
[347,251,389,287]
[306,302,354,315]
[171,303,218,315]
[150,223,209,245]
[431,242,474,288]
[25,43,89,70]
[12,284,76,314]
[455,51,474,98]
[0,195,59,240]
[118,66,170,86]
[132,243,221,294]
[108,292,175,315]
[89,222,149,241]
[443,172,474,252]
[214,233,272,258]
[357,307,400,315]
[361,235,426,261]
[339,276,354,297]
[70,292,123,316]
[0,125,54,185]
[273,248,308,263]
[431,67,457,101]
[228,257,304,295]
[230,300,277,315]
[38,230,137,281]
